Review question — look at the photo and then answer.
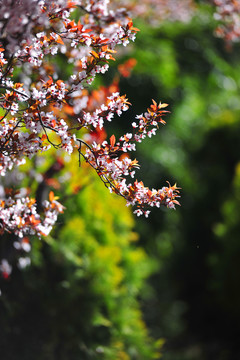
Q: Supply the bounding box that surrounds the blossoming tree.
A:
[114,0,195,25]
[214,0,240,43]
[0,0,181,278]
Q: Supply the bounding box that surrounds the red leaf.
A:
[49,191,54,202]
[110,134,116,147]
[56,35,64,45]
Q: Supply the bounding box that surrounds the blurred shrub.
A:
[106,3,240,359]
[0,159,162,360]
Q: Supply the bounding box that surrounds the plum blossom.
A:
[214,0,240,43]
[0,0,180,278]
[0,259,12,278]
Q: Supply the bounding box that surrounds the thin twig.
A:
[0,85,29,99]
[37,107,61,149]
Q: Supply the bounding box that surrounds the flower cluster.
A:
[0,0,180,278]
[0,191,64,238]
[82,100,180,216]
[214,0,240,43]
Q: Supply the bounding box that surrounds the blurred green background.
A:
[112,3,240,359]
[1,2,240,359]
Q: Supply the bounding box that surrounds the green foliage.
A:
[0,162,161,360]
[108,3,240,359]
